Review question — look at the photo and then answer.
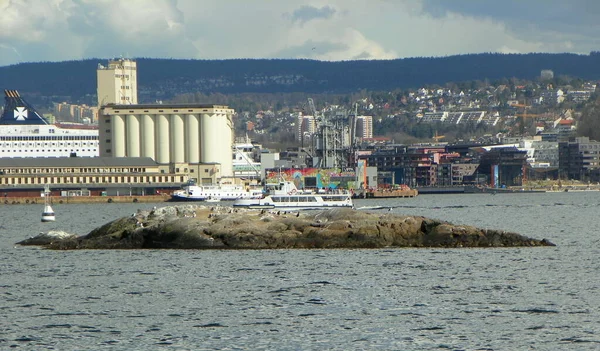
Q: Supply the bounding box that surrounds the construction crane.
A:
[432,132,445,142]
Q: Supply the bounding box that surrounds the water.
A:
[1,193,599,350]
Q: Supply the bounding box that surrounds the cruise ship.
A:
[0,90,99,158]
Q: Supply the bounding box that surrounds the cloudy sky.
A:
[1,0,599,67]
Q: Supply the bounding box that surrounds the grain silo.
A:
[99,104,234,178]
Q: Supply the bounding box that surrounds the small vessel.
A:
[41,185,55,222]
[233,180,354,211]
[170,179,264,201]
[205,195,221,203]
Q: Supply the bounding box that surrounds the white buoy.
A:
[41,184,55,222]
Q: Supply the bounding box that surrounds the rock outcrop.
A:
[17,230,77,246]
[18,205,555,250]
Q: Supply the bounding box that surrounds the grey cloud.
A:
[291,5,336,25]
[352,51,372,60]
[420,0,600,53]
[421,0,600,31]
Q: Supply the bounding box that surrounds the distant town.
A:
[2,59,600,199]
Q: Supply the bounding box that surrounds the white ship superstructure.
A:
[233,180,354,211]
[233,137,261,179]
[0,90,99,158]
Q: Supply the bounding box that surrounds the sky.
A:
[1,0,600,67]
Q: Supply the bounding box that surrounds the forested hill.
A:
[2,53,600,103]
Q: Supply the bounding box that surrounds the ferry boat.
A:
[0,90,99,158]
[232,180,354,211]
[170,179,264,201]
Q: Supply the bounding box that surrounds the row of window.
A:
[0,136,98,141]
[0,149,96,153]
[271,196,318,202]
[0,143,97,146]
[1,167,148,174]
[0,175,183,185]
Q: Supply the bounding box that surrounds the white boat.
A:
[233,180,354,211]
[1,90,99,158]
[170,179,264,201]
[41,185,55,222]
[205,195,221,203]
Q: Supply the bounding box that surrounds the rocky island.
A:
[18,205,555,249]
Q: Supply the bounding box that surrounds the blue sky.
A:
[1,0,599,67]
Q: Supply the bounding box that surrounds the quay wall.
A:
[368,189,418,198]
[1,195,170,205]
[353,189,418,198]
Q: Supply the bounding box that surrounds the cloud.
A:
[273,40,348,59]
[419,0,600,53]
[290,5,336,25]
[1,0,600,67]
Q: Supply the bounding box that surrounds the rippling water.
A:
[1,193,600,350]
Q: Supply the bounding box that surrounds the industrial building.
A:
[98,104,235,182]
[97,59,138,106]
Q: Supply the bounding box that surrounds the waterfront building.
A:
[0,157,202,197]
[558,136,600,181]
[474,147,527,187]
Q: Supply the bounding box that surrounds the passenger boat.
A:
[232,180,354,211]
[170,179,264,201]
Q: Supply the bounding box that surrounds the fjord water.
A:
[1,192,599,350]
